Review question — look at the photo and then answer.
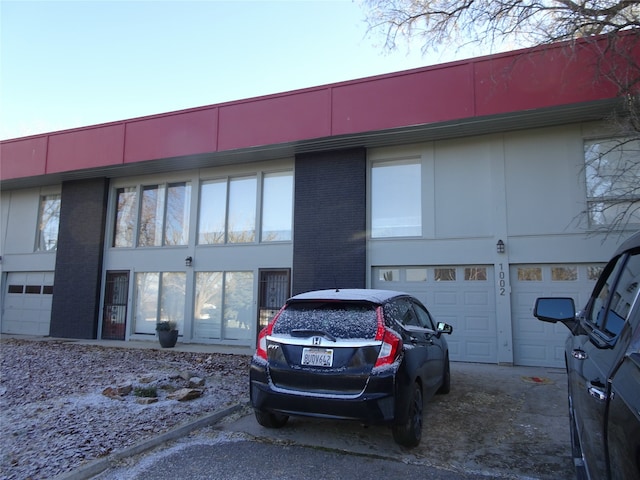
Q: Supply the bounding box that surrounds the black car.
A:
[534,231,640,480]
[249,288,453,447]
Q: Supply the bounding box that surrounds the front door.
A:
[257,269,290,333]
[102,271,129,340]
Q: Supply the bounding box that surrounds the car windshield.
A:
[273,301,379,340]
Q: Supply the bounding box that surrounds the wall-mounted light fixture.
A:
[185,256,193,267]
[496,240,505,254]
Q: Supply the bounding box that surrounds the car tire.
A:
[437,355,451,395]
[392,382,423,448]
[254,409,289,428]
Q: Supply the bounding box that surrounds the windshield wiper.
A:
[290,329,337,342]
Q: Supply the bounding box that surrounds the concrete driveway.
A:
[89,361,573,480]
[224,362,573,479]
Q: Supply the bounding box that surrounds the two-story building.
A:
[2,36,638,367]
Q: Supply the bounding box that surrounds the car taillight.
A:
[255,307,283,360]
[374,306,402,368]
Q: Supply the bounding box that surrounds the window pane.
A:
[199,180,227,244]
[160,272,185,332]
[372,160,421,238]
[434,268,456,281]
[194,272,223,339]
[465,267,487,281]
[518,267,542,281]
[113,187,137,247]
[134,272,159,334]
[223,271,254,340]
[138,185,165,247]
[552,266,578,281]
[164,182,191,246]
[262,172,293,241]
[585,138,640,227]
[603,253,640,336]
[36,194,60,251]
[228,177,256,243]
[406,268,427,282]
[587,265,605,281]
[379,269,400,282]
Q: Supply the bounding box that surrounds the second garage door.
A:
[510,264,603,367]
[373,265,497,363]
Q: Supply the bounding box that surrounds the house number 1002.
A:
[498,263,506,296]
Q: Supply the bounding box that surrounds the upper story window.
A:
[262,172,293,241]
[35,194,60,251]
[113,169,293,248]
[585,137,640,227]
[138,182,191,247]
[371,160,421,238]
[112,182,191,248]
[198,171,293,245]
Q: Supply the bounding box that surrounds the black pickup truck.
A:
[534,231,640,480]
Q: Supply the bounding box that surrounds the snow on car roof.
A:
[288,288,409,304]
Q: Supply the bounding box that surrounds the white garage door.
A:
[2,272,54,335]
[510,264,603,367]
[373,265,497,363]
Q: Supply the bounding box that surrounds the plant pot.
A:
[158,329,178,348]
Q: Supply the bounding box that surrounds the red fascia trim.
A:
[1,34,633,181]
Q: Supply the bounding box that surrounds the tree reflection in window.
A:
[36,194,60,251]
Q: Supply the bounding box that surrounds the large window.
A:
[114,170,292,248]
[585,137,640,227]
[138,182,191,247]
[193,271,254,341]
[371,160,422,238]
[228,176,257,243]
[262,172,293,241]
[35,194,60,251]
[113,187,137,247]
[112,182,191,248]
[198,171,292,245]
[133,272,186,335]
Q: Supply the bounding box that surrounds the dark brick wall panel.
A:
[49,178,108,339]
[293,148,366,295]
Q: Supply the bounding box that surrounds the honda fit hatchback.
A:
[249,288,453,447]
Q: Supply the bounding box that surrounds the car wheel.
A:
[392,382,423,447]
[437,355,451,395]
[254,409,289,428]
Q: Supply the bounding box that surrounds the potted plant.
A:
[156,320,178,348]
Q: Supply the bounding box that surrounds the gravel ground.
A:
[0,338,250,480]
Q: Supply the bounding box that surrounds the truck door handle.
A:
[587,381,612,402]
[572,349,587,360]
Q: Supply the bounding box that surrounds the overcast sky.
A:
[1,0,488,141]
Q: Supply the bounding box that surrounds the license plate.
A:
[301,348,333,367]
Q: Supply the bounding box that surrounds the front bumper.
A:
[249,359,397,423]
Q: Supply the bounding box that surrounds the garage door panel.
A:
[467,341,494,357]
[434,291,457,305]
[518,316,546,334]
[466,315,491,332]
[465,291,489,305]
